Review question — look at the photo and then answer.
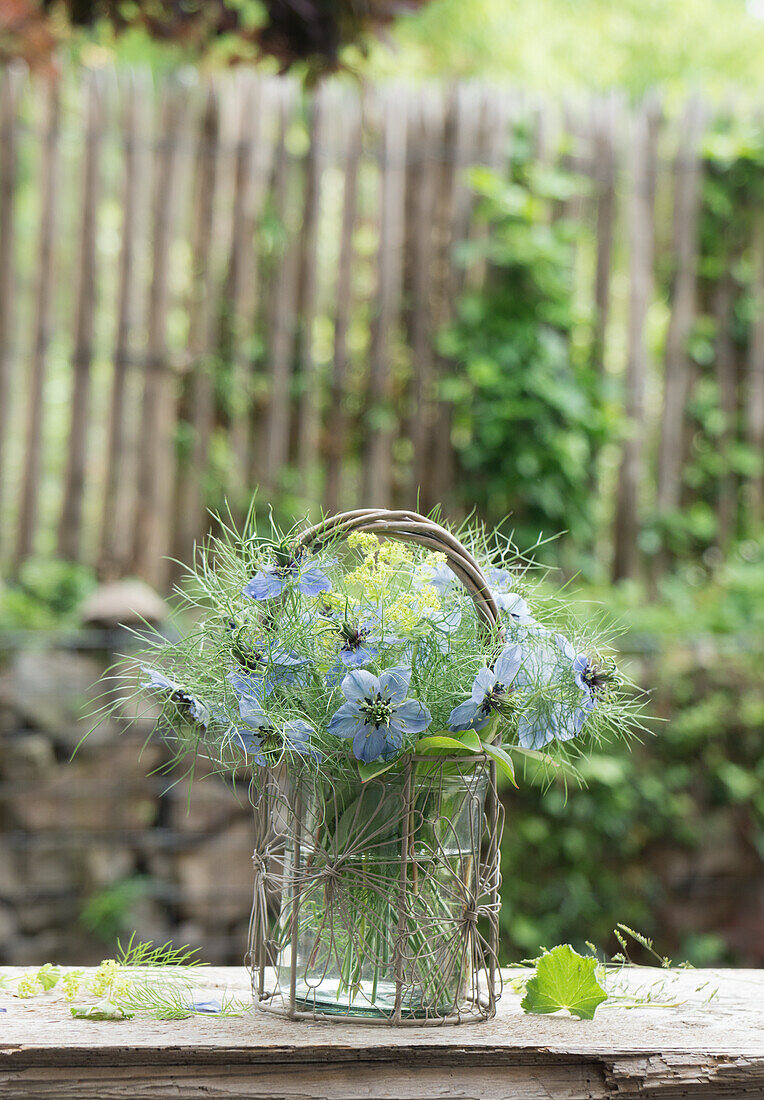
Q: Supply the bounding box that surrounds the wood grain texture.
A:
[1,968,762,1099]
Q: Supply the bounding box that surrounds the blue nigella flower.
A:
[481,566,536,625]
[227,671,271,763]
[448,644,523,732]
[142,667,210,728]
[242,554,331,601]
[514,635,590,750]
[283,718,322,761]
[230,636,309,694]
[417,558,455,593]
[328,667,431,763]
[555,634,616,713]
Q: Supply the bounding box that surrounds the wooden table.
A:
[1,967,763,1098]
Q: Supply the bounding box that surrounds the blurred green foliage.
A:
[642,122,764,562]
[440,132,609,553]
[498,543,764,966]
[0,559,97,631]
[371,0,764,98]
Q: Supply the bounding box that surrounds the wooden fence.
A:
[0,66,761,589]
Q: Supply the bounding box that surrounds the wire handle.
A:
[293,508,503,636]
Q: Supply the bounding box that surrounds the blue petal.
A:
[393,698,431,735]
[228,670,266,701]
[495,643,523,685]
[190,998,222,1014]
[284,718,322,760]
[471,666,496,701]
[484,566,514,594]
[234,727,267,763]
[142,666,177,692]
[341,668,379,703]
[327,702,362,738]
[340,643,378,667]
[554,633,577,662]
[378,665,411,704]
[242,570,284,601]
[297,565,331,597]
[501,592,535,623]
[418,560,455,592]
[352,722,391,763]
[449,698,489,733]
[517,710,555,750]
[239,696,269,730]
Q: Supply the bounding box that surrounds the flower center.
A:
[360,692,394,727]
[481,683,506,715]
[341,623,370,650]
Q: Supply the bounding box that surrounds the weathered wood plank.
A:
[0,968,762,1100]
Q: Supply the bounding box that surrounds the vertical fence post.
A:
[263,82,299,492]
[363,87,406,507]
[612,97,661,581]
[172,84,221,571]
[14,75,60,572]
[654,97,706,575]
[98,73,145,579]
[296,84,327,497]
[132,81,186,586]
[324,90,361,515]
[0,66,19,557]
[58,69,104,562]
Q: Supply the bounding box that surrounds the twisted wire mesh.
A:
[246,756,504,1024]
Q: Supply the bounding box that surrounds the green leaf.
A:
[521,945,608,1020]
[506,745,560,769]
[357,759,397,782]
[415,732,482,755]
[70,1000,134,1021]
[482,742,518,787]
[36,964,61,991]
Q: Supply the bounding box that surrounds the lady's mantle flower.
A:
[328,667,431,763]
[142,668,210,728]
[448,644,522,732]
[242,553,331,601]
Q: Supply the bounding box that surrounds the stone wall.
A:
[0,640,255,965]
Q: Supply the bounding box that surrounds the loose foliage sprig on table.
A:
[98,505,644,789]
[0,937,248,1021]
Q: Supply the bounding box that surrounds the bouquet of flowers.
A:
[126,507,639,1023]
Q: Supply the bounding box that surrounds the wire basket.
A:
[246,509,505,1024]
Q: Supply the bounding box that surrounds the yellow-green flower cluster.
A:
[345,534,441,631]
[62,970,84,1001]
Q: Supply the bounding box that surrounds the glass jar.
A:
[271,761,490,1020]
